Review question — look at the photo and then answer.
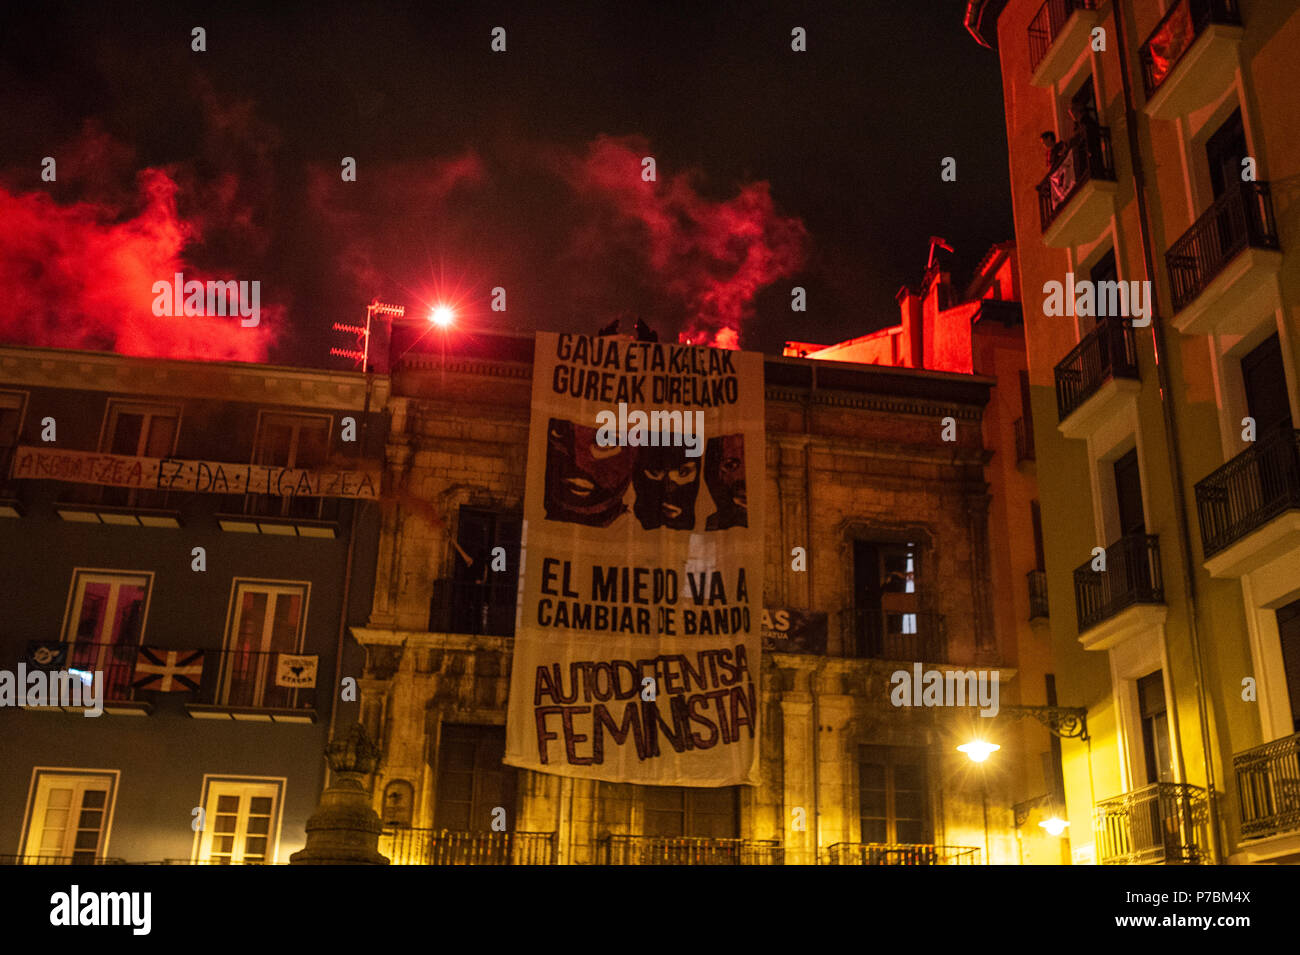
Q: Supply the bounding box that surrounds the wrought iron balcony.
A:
[1095,782,1210,864]
[1028,0,1098,73]
[429,577,517,636]
[838,608,947,663]
[1195,428,1300,559]
[1167,182,1280,314]
[599,835,783,865]
[1073,534,1164,632]
[1235,732,1300,840]
[1014,416,1035,463]
[824,843,981,865]
[379,828,556,865]
[1028,570,1050,620]
[1054,316,1139,423]
[1036,125,1115,233]
[1140,0,1241,98]
[0,854,126,865]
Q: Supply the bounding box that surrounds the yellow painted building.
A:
[967,0,1300,863]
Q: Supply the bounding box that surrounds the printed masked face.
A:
[632,441,700,530]
[543,418,634,527]
[704,434,747,531]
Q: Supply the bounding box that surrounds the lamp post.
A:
[957,741,997,863]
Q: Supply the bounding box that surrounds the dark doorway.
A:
[1242,334,1292,437]
[435,724,517,833]
[1206,109,1247,201]
[1277,599,1300,734]
[1114,449,1145,537]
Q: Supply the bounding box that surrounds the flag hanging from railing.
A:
[131,648,204,692]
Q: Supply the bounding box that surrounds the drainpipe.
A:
[796,368,823,864]
[1111,1,1222,863]
[326,367,374,785]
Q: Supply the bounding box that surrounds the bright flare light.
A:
[1039,816,1070,836]
[430,305,455,327]
[957,740,1000,762]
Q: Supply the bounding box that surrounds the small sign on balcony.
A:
[275,654,318,688]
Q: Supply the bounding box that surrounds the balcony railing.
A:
[824,843,981,865]
[1073,534,1164,632]
[1095,782,1210,864]
[0,855,126,865]
[1167,181,1279,313]
[1195,428,1300,559]
[1014,416,1035,463]
[429,577,517,636]
[1028,0,1098,72]
[599,835,784,865]
[379,828,556,865]
[1235,732,1300,840]
[838,609,947,663]
[1037,125,1115,232]
[1054,316,1140,422]
[1140,0,1241,98]
[1028,570,1050,620]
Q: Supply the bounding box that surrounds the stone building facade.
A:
[355,329,1043,865]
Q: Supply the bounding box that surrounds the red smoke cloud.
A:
[0,167,276,361]
[555,135,807,348]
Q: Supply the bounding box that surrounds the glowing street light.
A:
[430,305,455,327]
[957,740,1000,763]
[1039,816,1070,836]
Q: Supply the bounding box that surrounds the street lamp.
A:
[957,740,1000,762]
[957,739,998,864]
[1039,816,1070,836]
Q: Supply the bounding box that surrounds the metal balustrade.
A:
[1234,732,1300,840]
[1167,181,1279,313]
[599,835,783,865]
[1054,316,1139,422]
[380,828,556,865]
[1095,783,1210,864]
[1140,0,1241,98]
[1195,428,1300,558]
[1073,534,1164,632]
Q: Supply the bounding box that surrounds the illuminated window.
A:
[61,570,152,699]
[220,580,308,708]
[247,411,332,519]
[96,400,179,508]
[195,778,283,864]
[21,770,118,863]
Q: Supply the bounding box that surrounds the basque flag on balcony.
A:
[131,648,204,692]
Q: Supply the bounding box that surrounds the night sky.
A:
[0,0,1012,367]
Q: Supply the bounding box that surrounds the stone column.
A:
[291,724,390,865]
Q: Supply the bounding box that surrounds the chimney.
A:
[894,286,923,368]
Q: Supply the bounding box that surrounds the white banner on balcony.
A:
[504,332,764,786]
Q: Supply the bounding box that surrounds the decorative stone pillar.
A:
[290,724,390,865]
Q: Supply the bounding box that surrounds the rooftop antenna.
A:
[926,236,954,272]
